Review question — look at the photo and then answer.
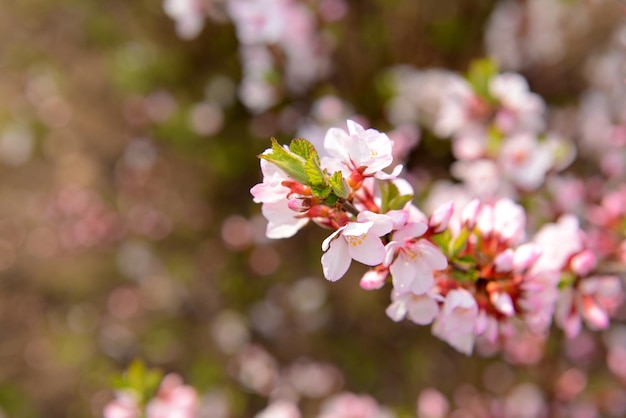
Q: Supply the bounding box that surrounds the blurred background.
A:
[0,0,625,417]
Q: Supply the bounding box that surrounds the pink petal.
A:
[321,238,351,282]
[386,298,408,322]
[360,269,388,290]
[348,233,385,266]
[490,292,515,317]
[410,261,435,295]
[390,257,417,294]
[417,240,448,270]
[394,222,427,242]
[407,295,439,325]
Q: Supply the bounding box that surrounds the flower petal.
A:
[321,238,351,282]
[348,233,385,266]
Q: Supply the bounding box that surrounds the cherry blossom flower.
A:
[254,400,301,418]
[531,214,584,273]
[103,391,140,418]
[432,289,479,355]
[250,158,309,239]
[499,133,553,191]
[318,392,395,418]
[145,373,198,418]
[556,276,622,338]
[323,120,395,177]
[321,212,393,282]
[384,221,447,295]
[385,289,440,325]
[163,0,208,40]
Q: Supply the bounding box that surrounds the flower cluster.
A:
[252,119,623,356]
[386,60,575,199]
[163,0,347,113]
[104,361,198,418]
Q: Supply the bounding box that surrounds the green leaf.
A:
[453,255,476,268]
[289,138,316,160]
[329,171,350,199]
[449,227,470,258]
[325,193,339,206]
[388,194,413,210]
[304,153,326,187]
[259,138,309,185]
[431,228,452,256]
[485,125,503,157]
[380,182,400,213]
[110,359,164,405]
[466,58,498,103]
[311,184,331,199]
[558,272,577,290]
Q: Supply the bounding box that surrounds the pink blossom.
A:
[318,392,394,418]
[428,201,454,233]
[461,198,481,229]
[103,391,140,418]
[432,289,479,355]
[489,73,546,134]
[432,76,478,138]
[251,157,310,239]
[385,289,440,325]
[518,270,560,334]
[532,215,584,273]
[163,0,207,40]
[321,212,393,282]
[360,268,388,290]
[254,400,301,418]
[145,373,198,418]
[499,133,553,191]
[227,0,286,45]
[416,388,449,418]
[556,276,622,338]
[384,222,448,295]
[569,250,597,277]
[323,120,394,176]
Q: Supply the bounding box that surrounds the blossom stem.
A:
[340,200,360,217]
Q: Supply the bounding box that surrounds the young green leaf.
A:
[259,138,309,185]
[325,193,339,206]
[380,182,400,213]
[311,184,331,199]
[449,227,471,258]
[304,153,326,187]
[329,171,350,199]
[289,138,316,160]
[466,58,498,103]
[388,194,413,211]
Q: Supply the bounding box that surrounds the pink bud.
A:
[490,291,515,316]
[360,268,388,290]
[287,198,310,212]
[494,249,514,272]
[570,250,597,277]
[581,294,609,330]
[513,243,542,272]
[429,201,454,233]
[461,199,481,229]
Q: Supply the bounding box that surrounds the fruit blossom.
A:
[251,120,623,355]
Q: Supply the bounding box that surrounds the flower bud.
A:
[570,250,597,277]
[494,249,514,273]
[287,198,311,213]
[429,201,454,234]
[581,294,609,330]
[360,268,388,290]
[490,291,515,317]
[513,243,542,272]
[461,199,481,229]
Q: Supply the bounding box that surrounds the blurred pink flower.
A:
[145,374,198,418]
